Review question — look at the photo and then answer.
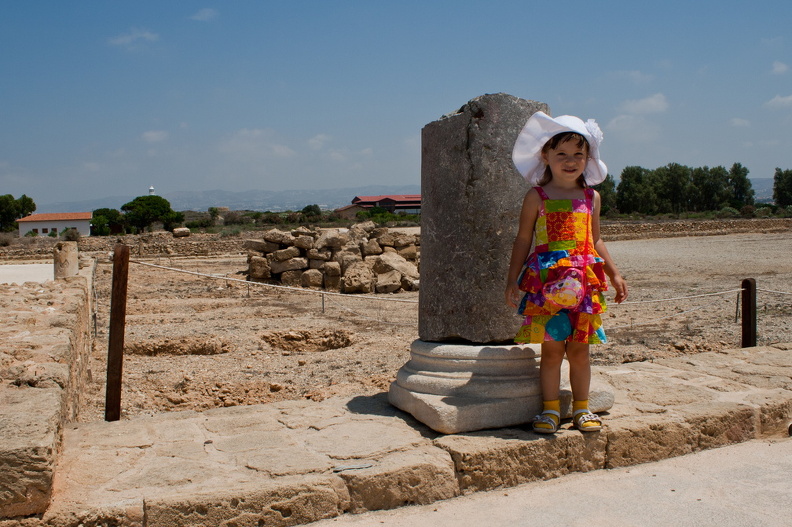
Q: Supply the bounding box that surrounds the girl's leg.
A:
[539,341,566,401]
[566,341,602,431]
[533,341,567,433]
[565,341,591,401]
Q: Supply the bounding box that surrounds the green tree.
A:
[0,194,37,232]
[728,163,754,209]
[773,167,792,208]
[593,174,617,214]
[616,166,654,214]
[653,163,692,214]
[690,166,730,212]
[121,195,182,233]
[91,208,125,236]
[301,204,322,218]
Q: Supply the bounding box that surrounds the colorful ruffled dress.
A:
[515,186,609,344]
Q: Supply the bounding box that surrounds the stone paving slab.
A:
[13,344,791,527]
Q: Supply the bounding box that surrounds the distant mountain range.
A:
[37,184,422,214]
[36,178,775,214]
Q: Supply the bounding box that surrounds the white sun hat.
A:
[512,111,608,186]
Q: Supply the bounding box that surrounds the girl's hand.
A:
[505,282,522,308]
[611,275,628,303]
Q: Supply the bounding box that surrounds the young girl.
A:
[505,111,628,434]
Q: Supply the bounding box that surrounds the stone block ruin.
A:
[388,93,614,433]
[244,221,420,294]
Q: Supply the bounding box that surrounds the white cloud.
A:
[772,61,789,74]
[618,93,669,115]
[766,94,792,108]
[190,8,218,21]
[218,128,295,158]
[108,28,159,49]
[730,118,751,127]
[308,134,330,150]
[605,114,661,144]
[142,130,169,143]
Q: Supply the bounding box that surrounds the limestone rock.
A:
[334,246,363,274]
[294,235,315,251]
[375,270,402,294]
[342,261,375,294]
[269,257,308,274]
[270,246,301,262]
[248,256,271,280]
[321,261,341,277]
[243,239,279,253]
[419,93,547,343]
[360,239,383,256]
[397,244,418,260]
[280,270,303,287]
[315,229,350,250]
[307,248,332,261]
[262,228,295,246]
[172,227,191,238]
[372,251,419,279]
[301,269,324,289]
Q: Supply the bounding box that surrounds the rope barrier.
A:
[127,258,791,332]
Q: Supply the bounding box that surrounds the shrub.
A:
[61,228,81,241]
[740,205,755,217]
[716,206,740,218]
[0,232,13,246]
[24,230,38,237]
[755,206,773,218]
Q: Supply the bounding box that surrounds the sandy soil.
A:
[78,231,792,422]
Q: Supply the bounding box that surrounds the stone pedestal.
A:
[389,340,615,434]
[53,241,78,279]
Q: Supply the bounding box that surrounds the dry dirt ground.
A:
[79,230,792,422]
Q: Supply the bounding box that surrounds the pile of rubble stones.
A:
[244,221,420,294]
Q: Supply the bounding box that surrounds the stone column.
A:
[418,93,547,343]
[390,94,614,433]
[53,241,79,279]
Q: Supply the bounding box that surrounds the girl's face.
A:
[541,138,588,182]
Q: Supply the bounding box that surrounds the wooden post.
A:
[741,278,757,348]
[105,244,130,421]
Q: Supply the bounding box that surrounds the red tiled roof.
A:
[352,195,421,203]
[17,212,93,222]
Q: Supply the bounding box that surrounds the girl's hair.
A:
[538,132,590,187]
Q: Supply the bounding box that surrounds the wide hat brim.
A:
[512,111,608,186]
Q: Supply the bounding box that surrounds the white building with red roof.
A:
[17,212,93,238]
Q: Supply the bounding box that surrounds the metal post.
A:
[105,244,129,421]
[741,278,757,348]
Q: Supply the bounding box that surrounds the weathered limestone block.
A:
[248,256,271,280]
[172,227,191,238]
[334,246,363,274]
[294,235,315,251]
[262,228,295,246]
[360,239,383,256]
[307,248,332,261]
[53,241,78,279]
[375,270,402,294]
[324,274,341,292]
[269,257,308,275]
[301,269,324,289]
[419,93,547,343]
[315,229,350,250]
[401,275,420,292]
[281,270,303,287]
[397,244,418,261]
[321,261,341,277]
[342,261,375,294]
[372,251,419,279]
[270,246,301,262]
[243,239,280,253]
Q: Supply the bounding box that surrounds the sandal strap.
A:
[573,410,602,425]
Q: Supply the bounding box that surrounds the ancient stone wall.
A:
[0,261,95,518]
[244,223,420,294]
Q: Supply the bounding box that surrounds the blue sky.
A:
[2,1,791,209]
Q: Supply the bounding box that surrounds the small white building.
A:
[17,212,93,238]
